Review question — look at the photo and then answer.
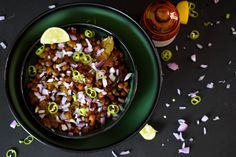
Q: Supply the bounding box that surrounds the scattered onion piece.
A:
[0,41,7,49]
[167,63,179,71]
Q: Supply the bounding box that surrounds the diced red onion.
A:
[124,73,132,81]
[196,44,203,49]
[57,43,65,49]
[78,92,86,104]
[214,0,219,4]
[69,34,77,40]
[77,123,85,129]
[42,88,49,95]
[188,91,199,97]
[178,147,190,154]
[91,63,98,71]
[63,82,70,89]
[37,84,43,93]
[116,69,119,76]
[10,120,18,129]
[173,132,180,140]
[74,43,82,52]
[96,60,105,68]
[178,122,188,132]
[84,38,93,53]
[178,119,186,124]
[96,48,104,56]
[0,41,7,49]
[34,92,46,101]
[167,63,179,71]
[85,96,92,103]
[179,132,185,141]
[55,51,64,58]
[102,78,108,88]
[120,150,131,155]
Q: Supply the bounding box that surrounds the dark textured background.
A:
[1,0,236,156]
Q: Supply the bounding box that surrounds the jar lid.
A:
[142,0,179,36]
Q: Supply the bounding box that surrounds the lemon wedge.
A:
[40,27,70,44]
[176,1,189,24]
[139,124,157,140]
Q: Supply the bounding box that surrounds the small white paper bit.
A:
[188,91,199,97]
[218,80,226,84]
[215,21,221,24]
[163,115,167,119]
[165,103,170,107]
[191,54,196,62]
[189,138,194,142]
[214,0,219,4]
[208,42,212,47]
[0,41,7,49]
[48,4,56,9]
[112,150,118,157]
[177,88,181,95]
[200,64,208,68]
[198,75,205,81]
[213,116,220,121]
[201,115,209,122]
[196,120,200,125]
[196,44,203,49]
[226,84,231,89]
[179,106,186,110]
[231,27,235,32]
[228,60,232,65]
[203,127,207,135]
[0,15,6,21]
[119,150,131,156]
[175,45,179,51]
[172,98,176,102]
[161,143,165,147]
[206,82,214,89]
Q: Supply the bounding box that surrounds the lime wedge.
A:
[176,1,189,24]
[139,124,157,140]
[40,27,70,44]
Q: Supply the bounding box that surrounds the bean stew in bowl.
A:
[21,24,137,138]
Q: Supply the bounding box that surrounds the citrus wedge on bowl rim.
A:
[176,1,189,24]
[139,124,157,140]
[40,27,70,44]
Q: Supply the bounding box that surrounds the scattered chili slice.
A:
[84,29,95,38]
[226,13,231,19]
[107,104,119,114]
[189,9,198,18]
[72,93,78,102]
[188,2,196,10]
[78,108,87,116]
[161,49,172,61]
[189,30,200,40]
[35,45,45,56]
[191,95,201,105]
[85,87,97,98]
[48,102,58,114]
[19,135,34,145]
[72,70,83,82]
[28,65,37,77]
[6,148,17,157]
[72,51,85,62]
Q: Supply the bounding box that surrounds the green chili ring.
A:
[189,30,200,40]
[28,65,37,77]
[19,135,34,145]
[73,51,85,62]
[85,87,97,98]
[189,9,198,18]
[81,54,92,65]
[48,102,58,114]
[107,104,119,114]
[78,108,87,116]
[84,29,95,38]
[6,148,17,157]
[161,49,172,62]
[35,45,45,56]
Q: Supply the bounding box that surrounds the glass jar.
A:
[141,0,180,47]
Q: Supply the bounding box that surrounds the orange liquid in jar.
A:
[141,0,180,47]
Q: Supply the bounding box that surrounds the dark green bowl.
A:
[5,3,162,151]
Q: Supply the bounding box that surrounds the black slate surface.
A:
[1,0,236,157]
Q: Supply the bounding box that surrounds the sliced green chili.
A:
[81,54,92,65]
[226,13,231,19]
[72,93,78,102]
[84,29,95,38]
[72,70,84,82]
[28,65,37,77]
[188,2,196,10]
[191,95,201,105]
[6,148,17,157]
[85,87,97,98]
[72,51,85,62]
[19,135,34,145]
[161,50,172,62]
[107,104,119,114]
[35,45,45,56]
[48,102,58,114]
[189,30,200,40]
[189,9,198,18]
[78,108,87,116]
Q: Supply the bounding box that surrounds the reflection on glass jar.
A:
[141,0,180,47]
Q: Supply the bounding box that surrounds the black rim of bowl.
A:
[4,3,163,151]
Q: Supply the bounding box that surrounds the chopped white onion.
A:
[38,110,45,114]
[84,38,93,53]
[34,92,46,101]
[102,78,108,88]
[57,92,67,96]
[39,114,46,119]
[56,62,67,69]
[57,43,65,49]
[69,34,77,40]
[165,103,170,107]
[188,91,199,97]
[74,43,82,52]
[173,132,180,140]
[37,84,43,93]
[116,69,119,76]
[179,106,186,110]
[226,84,231,89]
[203,127,207,135]
[61,96,67,105]
[109,67,115,74]
[96,48,104,56]
[61,124,68,131]
[42,88,49,95]
[39,71,46,78]
[178,122,188,132]
[109,73,116,82]
[178,147,190,154]
[177,88,181,95]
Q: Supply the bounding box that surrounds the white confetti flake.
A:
[203,127,207,135]
[200,64,208,68]
[163,115,167,119]
[120,150,131,155]
[198,75,205,81]
[175,45,179,51]
[167,63,179,71]
[213,116,220,121]
[189,138,194,142]
[177,89,181,95]
[48,4,56,9]
[179,106,186,110]
[0,41,7,49]
[196,120,200,125]
[124,73,132,81]
[231,27,235,32]
[173,133,180,140]
[172,98,176,102]
[161,143,165,147]
[218,80,226,84]
[214,0,219,4]
[165,103,170,107]
[112,150,118,157]
[226,84,231,89]
[191,54,196,62]
[206,82,214,89]
[228,60,232,65]
[201,115,209,122]
[196,44,203,49]
[188,91,199,97]
[178,147,190,154]
[215,21,221,24]
[0,15,5,21]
